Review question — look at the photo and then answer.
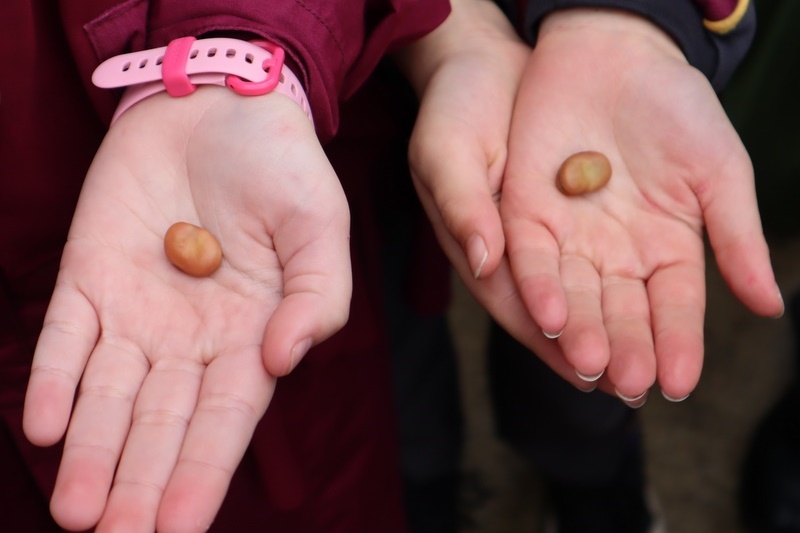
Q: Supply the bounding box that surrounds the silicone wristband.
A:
[92,37,313,125]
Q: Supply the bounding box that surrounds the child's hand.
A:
[23,87,352,532]
[500,9,783,403]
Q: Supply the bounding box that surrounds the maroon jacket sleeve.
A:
[498,0,754,91]
[56,0,451,141]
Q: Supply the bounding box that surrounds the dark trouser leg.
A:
[383,232,463,533]
[487,322,653,532]
[740,292,800,532]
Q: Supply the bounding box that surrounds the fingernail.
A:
[662,390,690,403]
[576,369,604,382]
[578,383,597,393]
[543,328,563,339]
[290,338,312,371]
[467,235,488,279]
[615,388,648,409]
[773,284,785,318]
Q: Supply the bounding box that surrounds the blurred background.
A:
[450,239,800,532]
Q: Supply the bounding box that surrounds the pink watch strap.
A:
[92,37,313,124]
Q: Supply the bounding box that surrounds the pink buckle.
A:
[226,40,285,96]
[160,37,284,98]
[93,37,311,125]
[162,37,198,97]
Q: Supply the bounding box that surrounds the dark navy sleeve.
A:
[510,0,755,91]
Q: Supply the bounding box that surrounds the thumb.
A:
[261,212,353,377]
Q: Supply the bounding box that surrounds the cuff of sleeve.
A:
[521,0,755,91]
[144,21,343,143]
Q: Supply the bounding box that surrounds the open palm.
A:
[23,88,352,532]
[501,11,783,402]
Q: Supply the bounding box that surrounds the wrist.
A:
[395,0,527,96]
[393,10,458,95]
[538,8,686,64]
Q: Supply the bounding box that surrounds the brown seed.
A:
[557,151,612,196]
[164,222,223,277]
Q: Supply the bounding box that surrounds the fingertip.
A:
[265,337,312,377]
[655,345,702,403]
[262,292,346,376]
[289,338,312,373]
[466,234,489,279]
[768,284,785,319]
[158,495,216,533]
[543,328,563,339]
[50,473,107,532]
[606,356,656,408]
[158,477,219,533]
[614,388,649,409]
[576,368,604,383]
[23,380,73,446]
[22,413,64,448]
[656,362,700,404]
[558,328,609,383]
[261,335,293,378]
[661,389,691,403]
[463,213,505,280]
[708,209,784,319]
[658,380,695,403]
[519,279,567,337]
[508,246,568,335]
[735,275,785,318]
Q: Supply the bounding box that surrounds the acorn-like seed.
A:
[557,151,612,195]
[164,222,223,277]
